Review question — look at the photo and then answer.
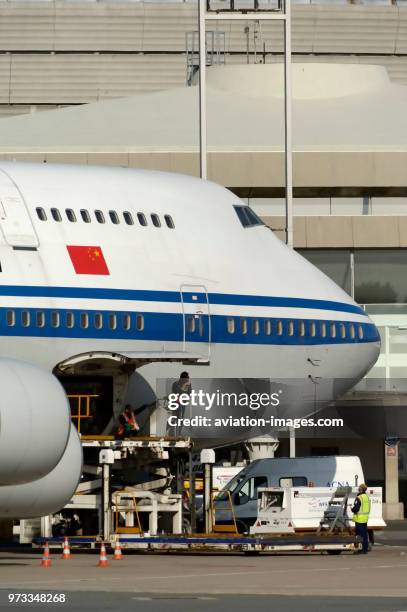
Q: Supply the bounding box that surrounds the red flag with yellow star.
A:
[66,245,109,275]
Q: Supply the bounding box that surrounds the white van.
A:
[212,456,365,532]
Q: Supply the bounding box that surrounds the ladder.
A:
[317,486,352,534]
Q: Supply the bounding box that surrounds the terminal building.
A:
[0,0,406,518]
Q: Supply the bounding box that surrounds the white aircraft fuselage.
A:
[0,162,380,517]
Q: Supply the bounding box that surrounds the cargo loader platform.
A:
[34,532,359,554]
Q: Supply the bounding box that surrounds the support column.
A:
[384,441,404,520]
[99,449,114,541]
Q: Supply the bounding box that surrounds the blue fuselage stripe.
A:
[0,285,365,316]
[0,306,380,346]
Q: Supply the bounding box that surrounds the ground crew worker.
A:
[171,371,192,396]
[351,483,371,554]
[116,404,140,438]
[169,372,192,436]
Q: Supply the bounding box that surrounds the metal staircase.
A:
[317,486,352,533]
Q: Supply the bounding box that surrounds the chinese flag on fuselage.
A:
[66,245,110,275]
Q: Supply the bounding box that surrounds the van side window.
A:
[279,476,308,487]
[236,476,268,504]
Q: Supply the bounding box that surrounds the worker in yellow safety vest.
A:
[117,404,140,438]
[351,483,371,554]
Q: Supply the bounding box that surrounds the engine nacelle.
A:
[0,358,71,486]
[0,426,82,518]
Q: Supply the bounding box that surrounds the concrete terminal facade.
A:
[0,0,406,517]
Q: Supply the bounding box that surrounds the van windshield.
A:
[215,473,246,501]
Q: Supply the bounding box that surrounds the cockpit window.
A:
[234,205,264,228]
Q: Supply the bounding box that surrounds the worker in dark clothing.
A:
[169,372,192,436]
[116,404,140,438]
[351,483,371,554]
[171,371,192,396]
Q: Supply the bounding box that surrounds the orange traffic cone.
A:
[113,539,123,560]
[61,537,71,560]
[40,542,52,567]
[97,543,109,567]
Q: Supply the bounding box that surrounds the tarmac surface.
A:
[0,526,406,611]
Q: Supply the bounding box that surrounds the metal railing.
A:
[68,394,99,435]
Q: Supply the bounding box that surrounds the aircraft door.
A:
[0,168,39,248]
[180,284,211,359]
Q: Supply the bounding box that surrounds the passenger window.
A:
[264,320,271,335]
[310,321,316,337]
[21,311,30,327]
[330,322,336,339]
[321,322,326,338]
[65,209,76,223]
[95,210,105,224]
[123,211,134,226]
[340,323,346,339]
[80,313,89,329]
[51,208,62,222]
[36,207,47,221]
[164,214,175,229]
[358,325,364,340]
[240,319,247,335]
[350,323,355,339]
[109,210,120,225]
[288,321,294,336]
[66,312,74,329]
[51,311,60,328]
[6,310,15,326]
[277,321,283,336]
[36,311,45,328]
[94,313,103,329]
[137,213,147,227]
[299,321,305,337]
[187,316,196,333]
[252,319,260,335]
[151,214,161,228]
[279,476,308,487]
[80,209,91,223]
[109,314,117,330]
[227,318,235,334]
[136,314,144,331]
[123,313,131,330]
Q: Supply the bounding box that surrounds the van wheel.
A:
[244,550,260,556]
[327,550,342,555]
